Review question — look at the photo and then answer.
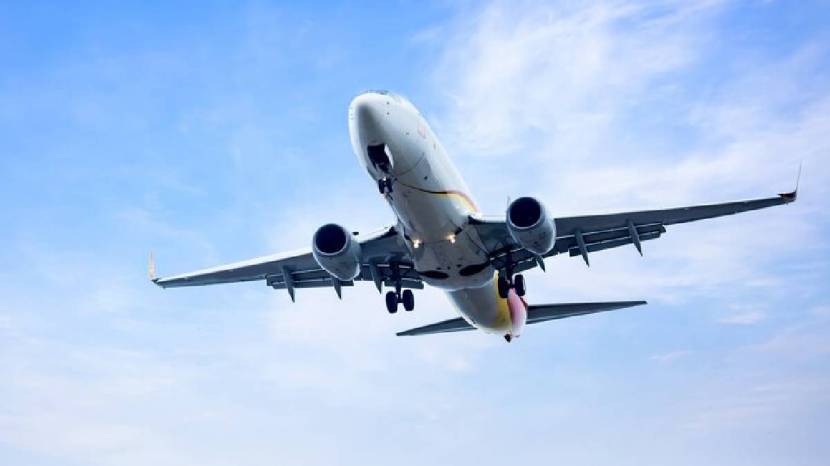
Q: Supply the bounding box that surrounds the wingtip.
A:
[148,252,163,287]
[779,189,798,203]
[779,163,801,204]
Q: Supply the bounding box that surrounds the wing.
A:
[396,300,647,336]
[471,189,797,272]
[152,226,421,300]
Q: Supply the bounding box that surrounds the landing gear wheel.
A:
[497,273,510,299]
[402,289,414,311]
[514,274,526,297]
[385,291,398,314]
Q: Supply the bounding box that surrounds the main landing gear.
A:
[497,271,526,298]
[384,262,414,313]
[385,289,414,313]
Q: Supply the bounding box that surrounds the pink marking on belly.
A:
[507,288,527,337]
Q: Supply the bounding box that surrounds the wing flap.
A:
[566,229,662,257]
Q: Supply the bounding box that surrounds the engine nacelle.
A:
[312,223,362,281]
[506,197,556,255]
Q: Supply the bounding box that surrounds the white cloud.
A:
[718,310,766,325]
[650,349,692,363]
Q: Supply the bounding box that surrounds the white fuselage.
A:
[348,91,521,336]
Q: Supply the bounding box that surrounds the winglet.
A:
[779,163,801,203]
[148,251,159,284]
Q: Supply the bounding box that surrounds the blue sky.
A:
[1,1,829,465]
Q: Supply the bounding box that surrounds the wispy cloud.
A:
[718,310,766,325]
[650,350,692,363]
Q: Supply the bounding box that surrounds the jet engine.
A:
[506,197,556,255]
[312,223,362,281]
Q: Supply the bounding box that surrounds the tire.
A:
[402,289,414,311]
[514,274,526,297]
[385,291,398,313]
[497,274,509,299]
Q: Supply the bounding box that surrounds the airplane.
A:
[151,90,798,342]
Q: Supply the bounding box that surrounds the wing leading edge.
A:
[396,300,647,336]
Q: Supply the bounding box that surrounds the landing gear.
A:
[385,262,415,313]
[497,271,526,298]
[385,291,398,314]
[377,177,393,194]
[514,274,526,297]
[402,289,414,311]
[385,289,415,313]
[497,273,510,299]
[504,334,512,343]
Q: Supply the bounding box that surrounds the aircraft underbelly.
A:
[447,279,512,333]
[386,151,493,291]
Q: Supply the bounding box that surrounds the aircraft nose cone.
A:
[349,92,387,146]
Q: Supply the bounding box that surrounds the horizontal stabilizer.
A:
[396,300,647,336]
[526,300,646,323]
[396,317,474,336]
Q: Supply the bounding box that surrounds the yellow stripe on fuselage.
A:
[492,276,511,330]
[442,190,479,214]
[397,181,480,214]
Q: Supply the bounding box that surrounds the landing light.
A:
[447,234,456,244]
[412,239,421,249]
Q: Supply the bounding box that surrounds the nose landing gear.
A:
[377,177,394,194]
